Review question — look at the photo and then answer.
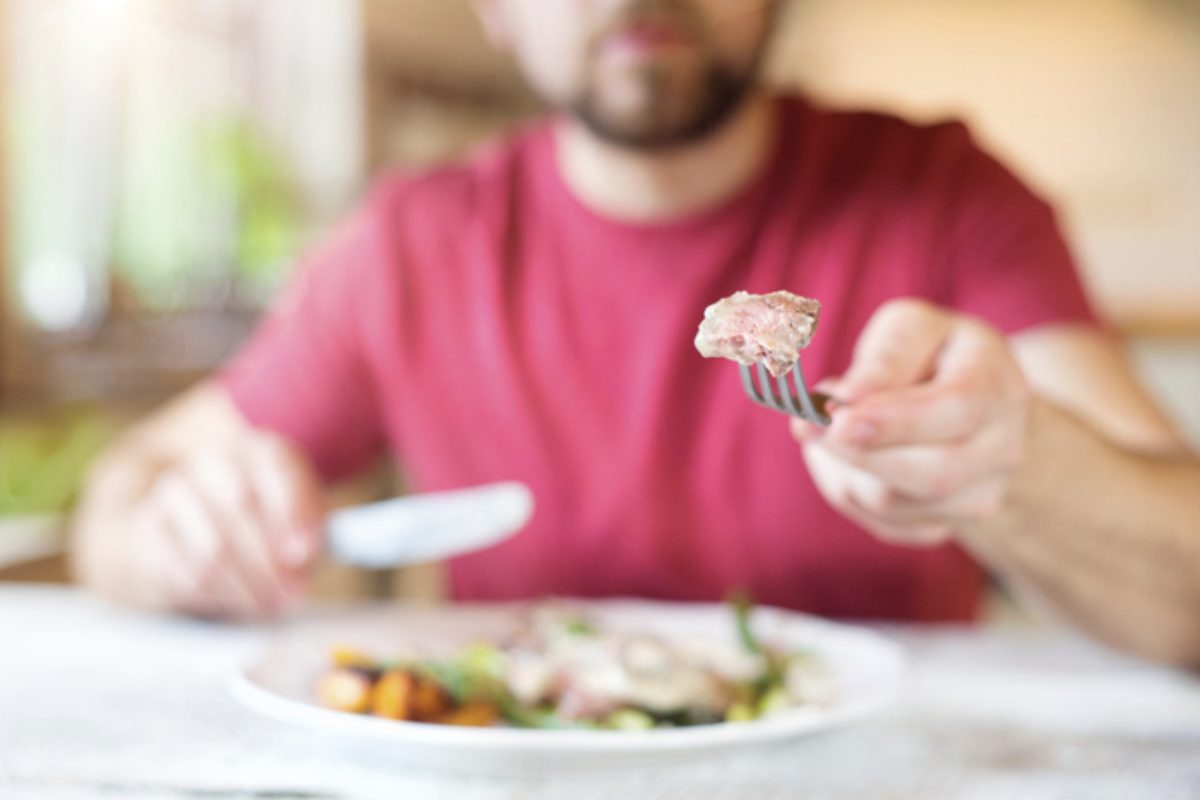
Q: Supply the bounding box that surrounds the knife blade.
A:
[326,481,534,568]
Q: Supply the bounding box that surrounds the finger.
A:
[245,436,324,569]
[153,473,227,608]
[153,474,262,618]
[153,520,222,618]
[848,476,1009,527]
[808,438,1011,519]
[803,445,955,547]
[834,299,954,400]
[826,380,996,448]
[821,440,974,499]
[839,467,956,546]
[205,559,270,620]
[129,496,209,612]
[789,417,824,444]
[851,515,955,547]
[186,453,290,614]
[934,315,1013,380]
[152,521,211,612]
[816,425,1013,499]
[800,439,850,508]
[807,455,953,546]
[153,473,221,573]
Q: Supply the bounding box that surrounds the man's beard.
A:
[568,60,759,151]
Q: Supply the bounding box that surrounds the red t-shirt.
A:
[222,94,1096,621]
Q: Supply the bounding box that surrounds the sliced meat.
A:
[694,290,821,376]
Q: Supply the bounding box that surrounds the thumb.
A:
[837,299,953,401]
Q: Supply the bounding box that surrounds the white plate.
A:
[231,599,905,776]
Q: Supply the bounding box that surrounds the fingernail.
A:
[836,417,878,444]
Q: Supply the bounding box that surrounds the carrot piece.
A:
[315,669,374,714]
[435,702,500,727]
[372,670,416,720]
[330,645,375,669]
[410,677,449,721]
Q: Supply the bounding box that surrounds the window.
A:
[2,0,363,405]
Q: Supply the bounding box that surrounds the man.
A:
[74,0,1200,665]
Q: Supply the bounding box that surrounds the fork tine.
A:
[790,362,831,426]
[756,363,784,411]
[739,363,776,411]
[738,363,766,405]
[776,372,803,417]
[737,360,831,425]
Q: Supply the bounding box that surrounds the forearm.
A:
[962,398,1200,665]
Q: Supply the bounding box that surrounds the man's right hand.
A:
[73,384,327,621]
[129,434,325,619]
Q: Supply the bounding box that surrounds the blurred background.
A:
[2,0,1198,600]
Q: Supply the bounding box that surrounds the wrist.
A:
[961,395,1065,541]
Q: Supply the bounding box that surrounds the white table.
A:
[2,585,1198,799]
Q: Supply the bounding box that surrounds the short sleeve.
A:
[940,124,1100,334]
[220,208,388,484]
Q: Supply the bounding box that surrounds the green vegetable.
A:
[563,616,598,637]
[459,642,506,678]
[0,409,115,516]
[757,686,792,717]
[498,698,596,730]
[725,702,756,723]
[412,661,475,704]
[400,646,596,730]
[729,590,763,655]
[728,591,790,707]
[605,709,655,731]
[359,599,824,731]
[410,644,510,705]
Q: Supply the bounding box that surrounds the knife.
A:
[326,481,534,568]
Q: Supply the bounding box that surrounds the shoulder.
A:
[777,92,1048,218]
[777,92,1003,193]
[299,122,547,317]
[362,122,546,239]
[780,92,978,164]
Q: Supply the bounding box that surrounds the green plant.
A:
[0,409,116,517]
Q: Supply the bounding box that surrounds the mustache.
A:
[592,0,706,44]
[589,0,785,50]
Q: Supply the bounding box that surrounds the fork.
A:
[738,361,832,426]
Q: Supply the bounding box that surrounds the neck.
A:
[554,91,777,223]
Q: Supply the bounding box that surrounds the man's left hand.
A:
[792,299,1032,546]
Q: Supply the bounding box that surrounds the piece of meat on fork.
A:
[695,290,830,425]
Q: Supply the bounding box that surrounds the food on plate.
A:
[314,599,836,730]
[694,290,821,377]
[314,668,374,714]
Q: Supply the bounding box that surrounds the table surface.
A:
[2,585,1198,800]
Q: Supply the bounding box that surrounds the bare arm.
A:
[72,382,326,618]
[794,301,1200,666]
[962,398,1200,664]
[963,329,1200,663]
